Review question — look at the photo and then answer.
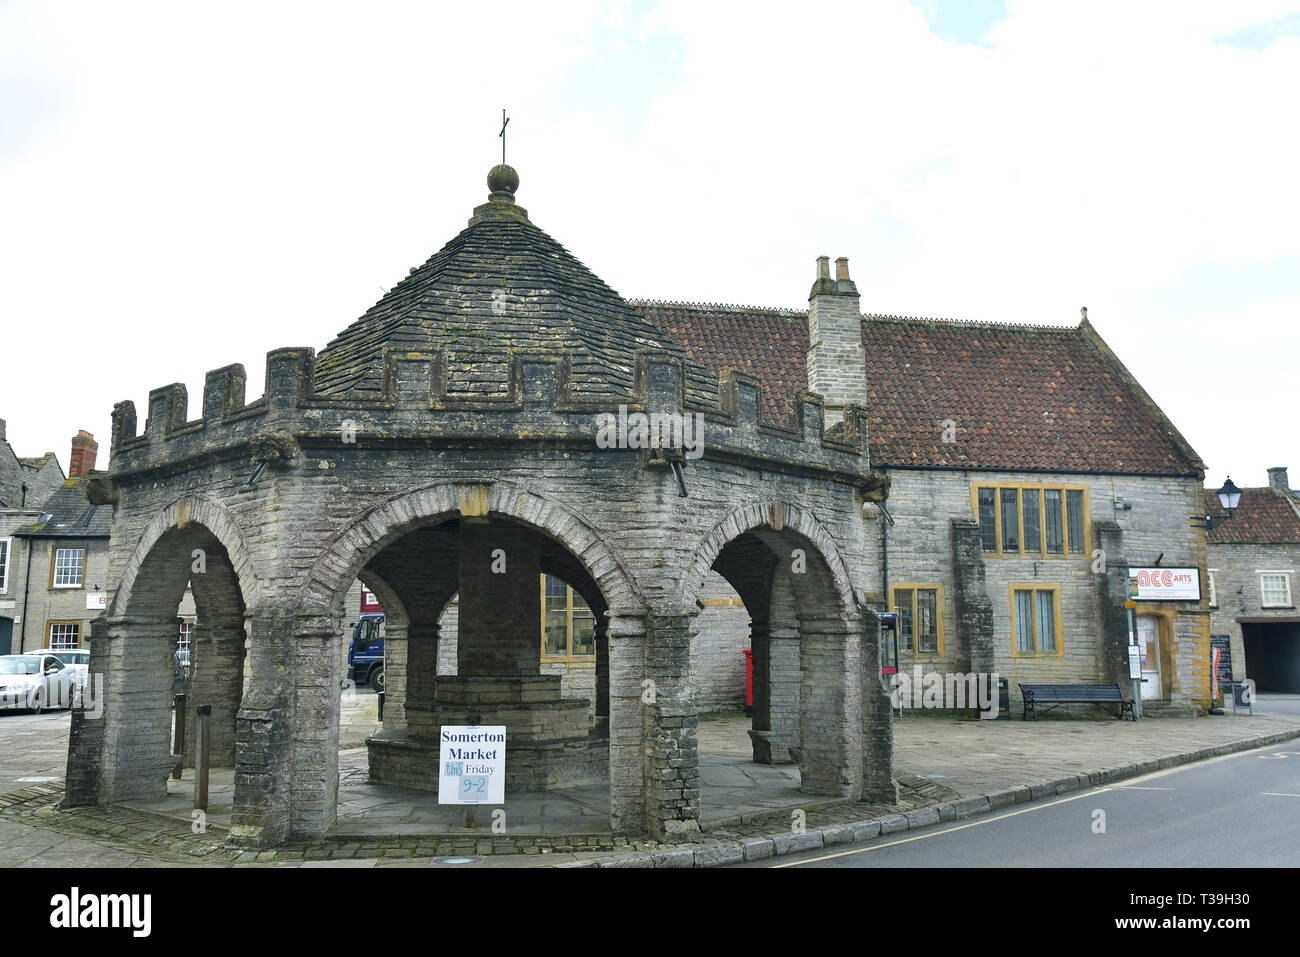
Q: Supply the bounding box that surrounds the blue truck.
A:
[347,613,386,692]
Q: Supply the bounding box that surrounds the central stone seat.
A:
[367,675,604,791]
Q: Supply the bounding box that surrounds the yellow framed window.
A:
[1009,584,1063,656]
[974,484,1089,557]
[891,584,944,656]
[540,574,597,662]
[47,620,81,650]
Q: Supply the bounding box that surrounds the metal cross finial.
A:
[499,109,510,166]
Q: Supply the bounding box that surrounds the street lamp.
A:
[1217,477,1242,517]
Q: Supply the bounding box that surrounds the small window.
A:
[1260,573,1292,608]
[52,548,85,588]
[1043,490,1064,554]
[892,584,944,656]
[540,574,597,662]
[1066,490,1085,554]
[1021,490,1041,554]
[977,489,997,552]
[48,621,81,650]
[1000,489,1020,553]
[0,537,10,592]
[1010,585,1062,656]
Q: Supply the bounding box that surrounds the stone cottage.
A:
[65,166,894,846]
[1206,467,1300,693]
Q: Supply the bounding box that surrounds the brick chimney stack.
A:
[806,255,866,428]
[1267,466,1290,493]
[69,430,98,478]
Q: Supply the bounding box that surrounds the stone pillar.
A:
[184,614,246,766]
[859,609,897,803]
[593,616,610,738]
[750,569,800,764]
[607,611,647,836]
[457,521,542,676]
[950,519,995,677]
[289,619,341,839]
[798,613,862,798]
[230,609,295,847]
[69,615,178,803]
[643,612,701,841]
[379,621,407,731]
[1094,521,1131,687]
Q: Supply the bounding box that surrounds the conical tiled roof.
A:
[314,169,717,407]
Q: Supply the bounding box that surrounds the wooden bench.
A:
[1019,683,1136,721]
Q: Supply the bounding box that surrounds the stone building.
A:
[0,417,65,510]
[1206,467,1300,693]
[65,166,893,846]
[645,291,1214,716]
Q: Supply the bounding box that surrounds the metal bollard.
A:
[194,704,211,811]
[172,693,186,780]
[377,690,384,722]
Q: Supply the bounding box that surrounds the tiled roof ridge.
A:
[629,298,808,317]
[630,299,1081,333]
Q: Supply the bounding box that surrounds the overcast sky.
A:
[2,0,1297,491]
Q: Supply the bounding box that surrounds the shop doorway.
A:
[1242,621,1300,693]
[1137,615,1163,700]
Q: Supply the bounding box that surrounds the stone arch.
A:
[298,481,645,623]
[680,501,858,615]
[109,495,262,618]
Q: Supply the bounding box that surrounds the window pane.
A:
[1021,490,1041,554]
[1000,489,1019,553]
[54,548,84,586]
[571,592,596,657]
[1036,591,1056,652]
[1043,491,1064,554]
[1015,590,1033,652]
[1262,575,1290,606]
[1066,490,1084,553]
[49,623,79,651]
[543,576,568,656]
[977,489,997,552]
[0,539,8,591]
[895,589,914,652]
[917,589,938,654]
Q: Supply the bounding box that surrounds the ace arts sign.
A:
[1128,567,1201,601]
[438,726,505,804]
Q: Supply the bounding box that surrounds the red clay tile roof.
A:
[630,302,810,427]
[629,301,1203,476]
[1206,486,1300,544]
[862,317,1202,475]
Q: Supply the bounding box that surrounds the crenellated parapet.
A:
[106,344,871,485]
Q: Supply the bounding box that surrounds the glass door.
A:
[1137,615,1162,700]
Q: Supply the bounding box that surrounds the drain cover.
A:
[432,856,483,865]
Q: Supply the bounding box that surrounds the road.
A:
[734,741,1300,867]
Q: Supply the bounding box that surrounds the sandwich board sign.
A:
[438,726,506,805]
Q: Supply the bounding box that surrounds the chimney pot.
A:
[835,257,850,281]
[1267,466,1290,493]
[816,256,830,279]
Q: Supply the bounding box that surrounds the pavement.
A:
[1,690,1297,867]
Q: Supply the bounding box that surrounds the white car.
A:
[48,649,90,690]
[0,654,76,713]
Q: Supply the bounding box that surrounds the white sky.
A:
[2,0,1297,492]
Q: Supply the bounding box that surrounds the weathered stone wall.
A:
[883,467,1210,712]
[689,571,750,713]
[1208,540,1300,683]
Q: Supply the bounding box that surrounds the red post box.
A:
[743,648,753,714]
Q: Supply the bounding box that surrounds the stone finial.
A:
[1081,306,1088,320]
[487,164,519,203]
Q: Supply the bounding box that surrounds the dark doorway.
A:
[1243,621,1300,693]
[0,618,11,656]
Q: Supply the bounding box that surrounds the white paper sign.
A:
[86,593,107,610]
[438,725,506,805]
[1128,567,1201,601]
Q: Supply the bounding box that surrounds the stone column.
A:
[401,620,442,739]
[71,615,179,803]
[288,618,341,839]
[798,612,862,798]
[184,613,246,767]
[457,521,542,676]
[593,616,610,738]
[230,608,295,847]
[607,611,647,836]
[643,612,701,841]
[750,569,800,764]
[950,519,995,676]
[859,609,897,803]
[379,621,407,731]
